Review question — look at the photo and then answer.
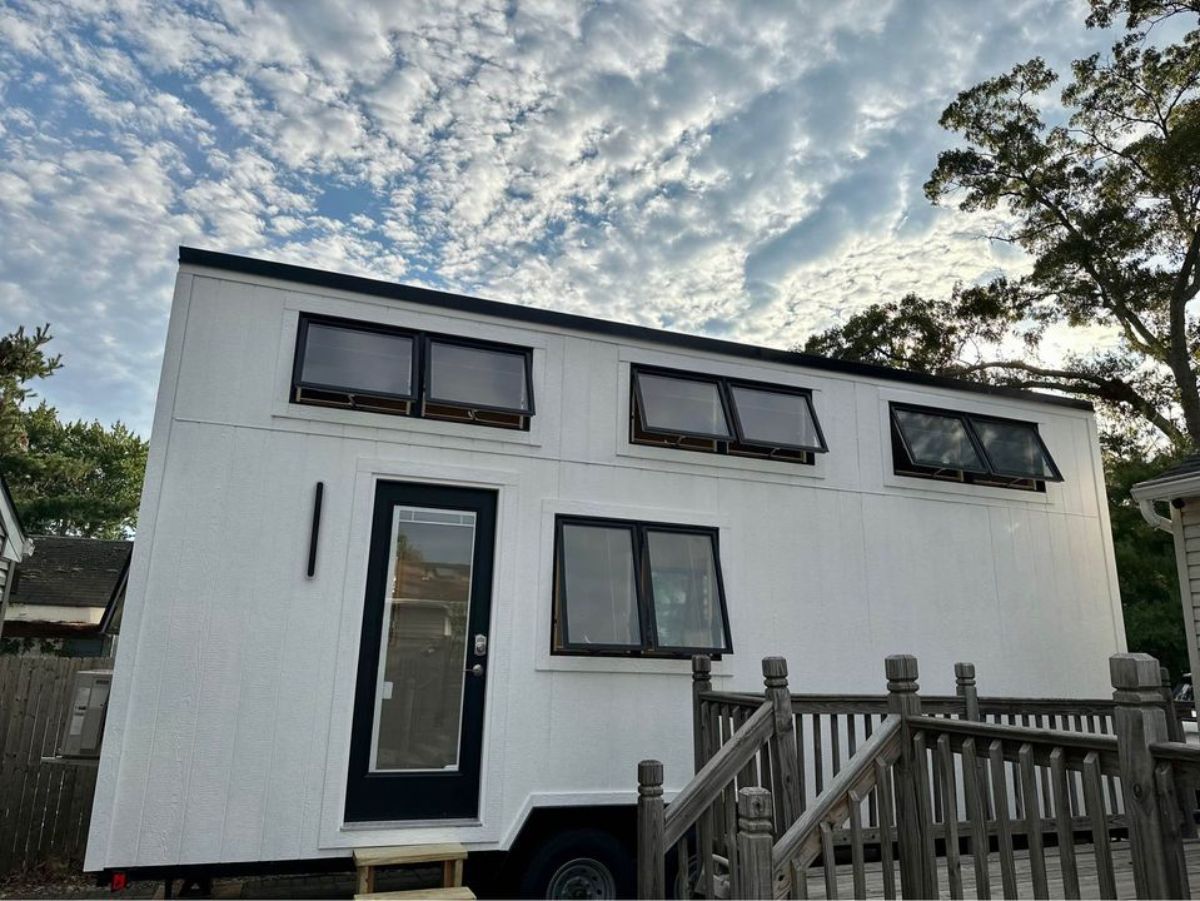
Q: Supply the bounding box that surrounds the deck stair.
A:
[353,843,472,900]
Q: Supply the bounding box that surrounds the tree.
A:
[0,324,147,539]
[1,404,148,539]
[1103,434,1190,675]
[803,1,1200,450]
[0,325,60,456]
[801,0,1200,675]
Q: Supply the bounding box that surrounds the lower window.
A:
[551,515,732,658]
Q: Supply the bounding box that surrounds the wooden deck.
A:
[793,838,1200,899]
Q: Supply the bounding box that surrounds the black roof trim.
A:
[179,247,1094,412]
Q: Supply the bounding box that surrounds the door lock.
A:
[469,664,484,677]
[474,634,488,656]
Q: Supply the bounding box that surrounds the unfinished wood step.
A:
[354,888,475,901]
[354,842,467,868]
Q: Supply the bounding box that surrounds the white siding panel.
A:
[861,496,999,691]
[89,263,1124,870]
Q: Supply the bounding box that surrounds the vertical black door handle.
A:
[307,481,324,578]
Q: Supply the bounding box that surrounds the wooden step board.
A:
[354,842,468,898]
[354,889,475,901]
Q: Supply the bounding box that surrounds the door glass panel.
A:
[370,506,476,772]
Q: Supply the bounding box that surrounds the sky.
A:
[0,0,1136,435]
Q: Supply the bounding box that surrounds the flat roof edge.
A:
[178,246,1094,412]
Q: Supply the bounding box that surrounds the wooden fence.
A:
[638,653,1197,899]
[0,655,111,875]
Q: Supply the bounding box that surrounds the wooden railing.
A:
[637,653,1198,899]
[637,658,802,899]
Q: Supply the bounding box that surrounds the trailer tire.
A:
[516,827,634,899]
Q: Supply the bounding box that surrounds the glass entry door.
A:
[345,482,497,822]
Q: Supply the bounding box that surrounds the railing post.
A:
[1111,653,1189,899]
[734,786,775,900]
[955,661,980,721]
[886,654,935,900]
[763,657,802,831]
[1160,665,1185,744]
[956,660,992,820]
[637,759,666,900]
[1160,665,1199,839]
[692,654,713,773]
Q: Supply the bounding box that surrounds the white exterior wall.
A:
[86,263,1126,871]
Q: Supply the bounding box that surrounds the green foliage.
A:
[1103,439,1191,675]
[0,403,148,539]
[1086,0,1200,29]
[804,2,1200,449]
[0,323,148,539]
[803,0,1200,672]
[0,325,61,457]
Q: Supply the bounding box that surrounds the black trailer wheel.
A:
[517,827,634,899]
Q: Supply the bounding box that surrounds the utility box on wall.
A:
[60,669,112,758]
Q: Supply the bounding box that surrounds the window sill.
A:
[269,398,545,448]
[615,439,828,481]
[534,654,734,677]
[881,468,1054,505]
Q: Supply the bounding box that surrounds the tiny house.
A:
[86,248,1126,894]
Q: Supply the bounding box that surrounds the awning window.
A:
[634,371,732,440]
[890,403,1063,489]
[728,384,825,452]
[427,339,532,415]
[631,365,826,464]
[553,516,732,658]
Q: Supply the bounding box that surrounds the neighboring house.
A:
[1132,453,1200,715]
[2,536,131,656]
[0,474,31,634]
[86,248,1125,892]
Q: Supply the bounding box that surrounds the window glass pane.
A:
[730,385,822,449]
[429,341,529,411]
[972,418,1057,479]
[637,373,731,437]
[893,409,986,471]
[646,531,727,651]
[560,524,641,647]
[301,322,413,396]
[371,506,475,772]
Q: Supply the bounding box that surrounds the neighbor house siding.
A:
[1176,502,1200,714]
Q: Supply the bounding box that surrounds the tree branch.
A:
[944,359,1186,445]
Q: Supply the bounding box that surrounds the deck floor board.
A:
[792,838,1200,899]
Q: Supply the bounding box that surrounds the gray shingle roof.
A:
[1136,452,1200,490]
[10,537,132,608]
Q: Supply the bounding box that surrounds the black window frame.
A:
[632,368,735,442]
[552,514,733,659]
[725,378,828,454]
[889,402,1063,491]
[291,313,535,430]
[630,364,828,464]
[292,316,419,404]
[423,334,536,417]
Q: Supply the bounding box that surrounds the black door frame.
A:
[344,480,498,822]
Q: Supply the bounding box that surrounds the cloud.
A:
[0,0,1130,433]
